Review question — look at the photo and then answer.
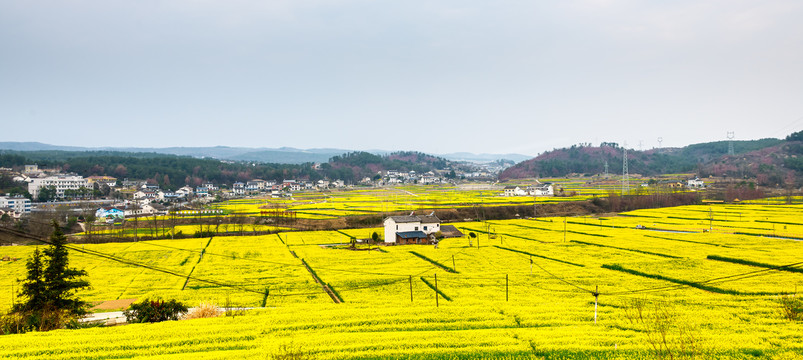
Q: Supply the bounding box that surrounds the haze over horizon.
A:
[2,1,802,156]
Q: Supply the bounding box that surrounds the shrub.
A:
[184,302,220,320]
[778,295,803,321]
[124,298,188,323]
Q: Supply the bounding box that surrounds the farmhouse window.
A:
[424,226,427,230]
[415,227,419,231]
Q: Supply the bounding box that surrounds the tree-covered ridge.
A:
[322,151,451,183]
[0,150,452,190]
[500,135,801,186]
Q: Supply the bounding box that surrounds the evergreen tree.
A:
[12,248,47,313]
[7,221,90,332]
[41,221,90,317]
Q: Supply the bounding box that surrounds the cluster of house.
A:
[232,179,347,197]
[384,170,443,185]
[502,182,555,197]
[94,203,169,223]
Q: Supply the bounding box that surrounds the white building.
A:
[28,175,89,199]
[175,186,194,197]
[134,190,158,200]
[86,176,118,187]
[0,195,31,214]
[529,183,554,196]
[383,214,441,245]
[233,182,246,196]
[503,186,527,196]
[687,178,705,189]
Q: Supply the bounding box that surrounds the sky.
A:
[1,0,802,156]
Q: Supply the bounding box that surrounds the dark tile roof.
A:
[387,216,421,223]
[397,231,428,239]
[420,215,440,223]
[439,225,464,238]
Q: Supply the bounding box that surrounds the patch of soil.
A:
[91,298,137,311]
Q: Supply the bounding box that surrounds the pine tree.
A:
[41,221,90,317]
[8,221,90,332]
[12,248,47,313]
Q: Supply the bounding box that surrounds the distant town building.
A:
[95,207,125,222]
[28,175,89,199]
[0,195,31,214]
[87,176,117,187]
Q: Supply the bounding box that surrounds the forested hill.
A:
[0,150,452,191]
[500,134,803,186]
[321,151,450,182]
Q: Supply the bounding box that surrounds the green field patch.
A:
[494,245,584,267]
[601,264,783,296]
[706,255,803,274]
[419,276,452,301]
[570,240,682,259]
[410,251,458,273]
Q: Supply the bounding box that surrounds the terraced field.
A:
[1,204,801,359]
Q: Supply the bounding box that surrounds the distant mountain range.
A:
[0,142,532,164]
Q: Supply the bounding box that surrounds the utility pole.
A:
[593,285,599,324]
[533,193,537,218]
[709,207,713,232]
[409,275,413,303]
[529,256,533,275]
[727,131,735,156]
[506,274,509,302]
[435,273,439,308]
[622,146,629,195]
[564,217,567,242]
[452,255,456,272]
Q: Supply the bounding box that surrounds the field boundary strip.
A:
[410,251,458,273]
[570,240,682,259]
[420,276,452,301]
[601,264,784,296]
[182,237,214,291]
[459,226,549,244]
[494,245,585,267]
[707,255,803,274]
[643,234,738,249]
[300,258,343,303]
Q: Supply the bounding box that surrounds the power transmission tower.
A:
[657,137,663,153]
[604,161,609,179]
[622,145,629,195]
[727,131,735,155]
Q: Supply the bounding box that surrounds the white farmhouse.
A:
[687,178,705,189]
[529,183,554,196]
[383,214,440,245]
[503,186,527,196]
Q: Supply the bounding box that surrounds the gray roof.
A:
[387,215,441,224]
[504,186,517,189]
[387,216,421,223]
[439,225,464,238]
[420,215,440,223]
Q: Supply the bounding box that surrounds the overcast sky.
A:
[1,1,802,156]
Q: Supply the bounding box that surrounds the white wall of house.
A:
[383,218,424,244]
